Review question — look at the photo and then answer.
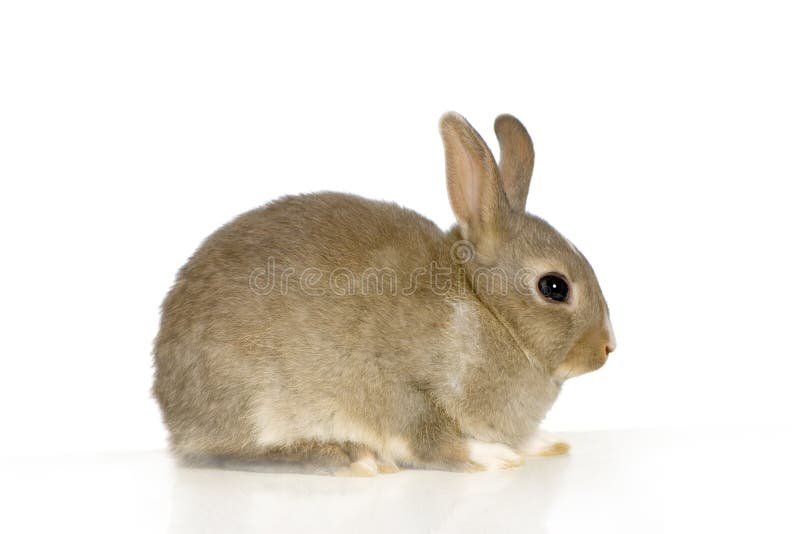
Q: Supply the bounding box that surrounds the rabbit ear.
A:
[439,112,508,248]
[494,114,534,213]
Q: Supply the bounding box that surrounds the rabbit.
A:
[152,112,616,475]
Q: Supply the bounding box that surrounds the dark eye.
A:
[538,275,569,302]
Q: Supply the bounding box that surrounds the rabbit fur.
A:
[152,112,615,474]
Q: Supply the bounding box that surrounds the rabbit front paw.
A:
[520,430,570,457]
[466,440,524,470]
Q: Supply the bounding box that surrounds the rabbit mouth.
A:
[554,323,614,381]
[554,352,608,382]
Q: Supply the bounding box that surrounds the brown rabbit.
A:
[152,112,615,475]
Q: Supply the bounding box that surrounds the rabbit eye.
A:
[538,275,569,302]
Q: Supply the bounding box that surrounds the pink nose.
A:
[603,320,616,356]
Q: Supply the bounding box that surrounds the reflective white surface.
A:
[2,428,797,534]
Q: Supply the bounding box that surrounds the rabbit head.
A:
[440,112,616,382]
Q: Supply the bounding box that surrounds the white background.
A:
[1,0,798,461]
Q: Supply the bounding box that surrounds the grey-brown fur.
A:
[152,112,615,473]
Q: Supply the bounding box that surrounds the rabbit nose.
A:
[604,317,616,355]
